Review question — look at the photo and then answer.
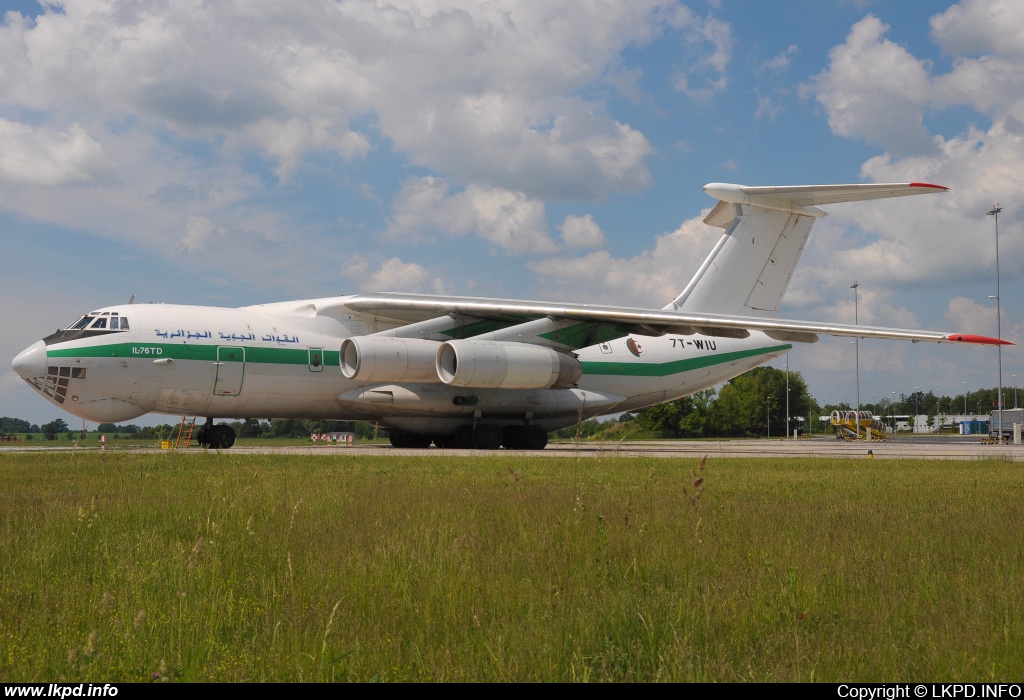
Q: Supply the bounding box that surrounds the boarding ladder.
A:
[830,410,887,441]
[175,416,197,448]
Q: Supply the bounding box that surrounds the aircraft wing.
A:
[340,293,1009,346]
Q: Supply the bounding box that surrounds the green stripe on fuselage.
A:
[580,344,791,377]
[46,342,341,367]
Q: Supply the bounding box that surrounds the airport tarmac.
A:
[250,436,1024,460]
[7,435,1018,460]
[6,438,1015,458]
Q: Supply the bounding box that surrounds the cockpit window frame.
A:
[63,312,130,333]
[69,316,95,330]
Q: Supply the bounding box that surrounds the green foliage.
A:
[707,367,811,437]
[41,418,69,441]
[238,419,263,438]
[94,424,141,435]
[0,417,36,434]
[553,418,606,439]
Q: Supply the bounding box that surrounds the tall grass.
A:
[0,451,1022,681]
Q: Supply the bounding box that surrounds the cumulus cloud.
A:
[559,214,606,249]
[759,44,798,74]
[930,0,1024,57]
[667,5,732,99]
[0,120,107,186]
[528,215,714,306]
[386,177,557,254]
[343,254,449,294]
[0,0,689,198]
[754,90,783,121]
[945,296,998,335]
[810,15,935,157]
[797,1,1024,309]
[180,214,220,253]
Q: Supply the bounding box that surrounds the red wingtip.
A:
[947,334,1014,346]
[909,182,949,191]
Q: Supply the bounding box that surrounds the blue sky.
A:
[2,0,1022,426]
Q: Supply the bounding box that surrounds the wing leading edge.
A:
[341,292,1010,347]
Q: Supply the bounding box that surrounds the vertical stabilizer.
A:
[666,182,948,316]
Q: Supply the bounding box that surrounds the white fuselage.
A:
[16,297,790,433]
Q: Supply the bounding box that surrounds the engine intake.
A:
[436,340,582,389]
[340,337,441,383]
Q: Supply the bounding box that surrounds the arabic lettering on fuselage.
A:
[155,330,297,343]
[154,329,212,339]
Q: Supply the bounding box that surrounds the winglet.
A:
[946,334,1014,346]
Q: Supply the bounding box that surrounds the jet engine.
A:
[340,337,441,383]
[436,340,582,389]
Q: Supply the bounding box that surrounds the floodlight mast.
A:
[852,281,860,436]
[989,204,1003,442]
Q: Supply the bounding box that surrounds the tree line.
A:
[0,417,381,441]
[553,368,1018,440]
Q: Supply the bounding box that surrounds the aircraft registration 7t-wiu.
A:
[12,181,1009,449]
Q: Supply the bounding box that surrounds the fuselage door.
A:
[308,347,324,373]
[213,346,245,396]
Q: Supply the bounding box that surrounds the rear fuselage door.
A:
[213,346,245,396]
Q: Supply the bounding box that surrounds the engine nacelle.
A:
[436,340,582,389]
[340,337,442,383]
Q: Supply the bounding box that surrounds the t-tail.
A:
[666,182,949,315]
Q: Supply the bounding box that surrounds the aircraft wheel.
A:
[523,425,548,450]
[210,425,236,449]
[474,424,503,450]
[407,433,432,449]
[196,425,210,448]
[502,426,525,449]
[454,425,474,449]
[389,431,405,447]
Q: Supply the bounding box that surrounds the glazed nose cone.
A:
[12,340,47,379]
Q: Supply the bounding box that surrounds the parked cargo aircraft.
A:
[12,182,1008,449]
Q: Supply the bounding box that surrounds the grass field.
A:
[1,451,1022,682]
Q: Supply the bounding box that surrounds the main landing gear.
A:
[196,418,236,449]
[389,424,548,451]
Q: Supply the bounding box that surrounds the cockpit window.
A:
[64,312,129,332]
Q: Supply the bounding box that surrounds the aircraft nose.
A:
[12,340,47,379]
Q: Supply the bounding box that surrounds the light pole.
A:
[963,381,968,422]
[915,386,920,433]
[989,204,1003,441]
[808,393,813,437]
[892,391,897,431]
[852,282,860,426]
[1013,374,1018,409]
[785,354,790,439]
[767,396,771,439]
